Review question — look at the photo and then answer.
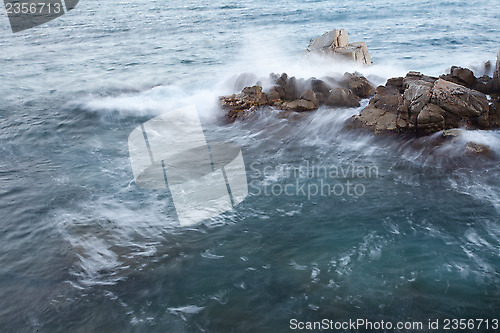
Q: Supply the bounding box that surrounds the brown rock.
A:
[431,79,490,128]
[442,129,462,142]
[343,73,375,98]
[266,87,281,104]
[325,88,360,107]
[490,98,500,128]
[311,79,331,97]
[300,89,319,107]
[416,104,445,135]
[473,75,495,95]
[465,142,494,157]
[349,86,404,133]
[282,99,318,112]
[402,73,436,127]
[494,51,500,92]
[440,66,477,88]
[386,77,404,93]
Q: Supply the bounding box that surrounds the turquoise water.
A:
[1,0,500,332]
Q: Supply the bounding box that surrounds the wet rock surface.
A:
[220,72,375,122]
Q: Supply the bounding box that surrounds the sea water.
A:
[0,0,499,332]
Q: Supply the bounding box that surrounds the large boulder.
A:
[304,29,373,66]
[431,79,491,129]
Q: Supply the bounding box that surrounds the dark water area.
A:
[1,0,500,332]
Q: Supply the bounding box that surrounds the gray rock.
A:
[325,88,360,108]
[431,79,490,128]
[304,29,373,66]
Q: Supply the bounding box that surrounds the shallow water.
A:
[1,0,500,332]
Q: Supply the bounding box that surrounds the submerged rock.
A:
[465,142,494,157]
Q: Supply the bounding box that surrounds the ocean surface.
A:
[1,0,500,332]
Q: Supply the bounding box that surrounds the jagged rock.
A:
[220,85,267,110]
[349,86,403,133]
[343,73,375,98]
[266,87,282,104]
[386,77,404,93]
[431,79,490,129]
[440,66,477,88]
[465,142,494,157]
[417,104,446,135]
[275,73,299,100]
[300,90,319,107]
[490,98,500,128]
[473,75,495,95]
[304,29,373,66]
[220,85,268,121]
[285,76,298,100]
[350,68,500,135]
[494,51,500,92]
[333,42,373,66]
[306,29,350,50]
[310,79,331,102]
[402,73,437,128]
[442,129,463,141]
[282,99,318,112]
[325,88,360,108]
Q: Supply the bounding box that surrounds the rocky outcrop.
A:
[350,70,500,135]
[494,51,500,93]
[221,85,268,122]
[220,72,375,122]
[304,29,373,66]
